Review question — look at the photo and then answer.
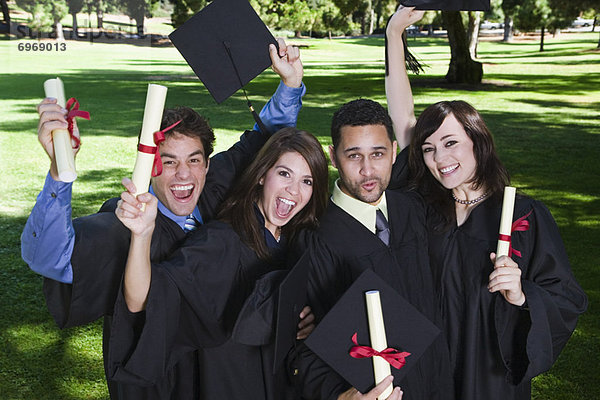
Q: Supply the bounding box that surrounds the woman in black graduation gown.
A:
[385,8,587,399]
[109,127,329,400]
[406,101,588,399]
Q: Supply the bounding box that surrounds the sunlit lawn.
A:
[0,31,598,399]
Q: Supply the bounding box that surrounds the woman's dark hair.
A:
[218,127,329,260]
[408,100,510,229]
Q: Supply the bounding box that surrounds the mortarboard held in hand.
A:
[400,0,490,11]
[305,269,441,394]
[169,0,278,106]
[231,250,310,372]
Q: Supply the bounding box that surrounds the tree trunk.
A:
[72,12,78,37]
[539,25,545,52]
[136,16,144,37]
[1,0,9,23]
[295,30,301,38]
[55,22,65,41]
[96,0,103,29]
[593,16,597,32]
[467,11,481,59]
[443,11,483,84]
[368,7,374,35]
[503,15,513,42]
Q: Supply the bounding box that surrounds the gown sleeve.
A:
[494,200,588,384]
[107,225,247,386]
[43,202,131,328]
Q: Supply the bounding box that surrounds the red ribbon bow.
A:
[349,333,411,370]
[498,210,533,257]
[65,97,90,149]
[137,120,182,177]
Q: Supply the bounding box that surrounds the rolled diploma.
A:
[365,290,392,399]
[131,84,168,197]
[496,186,517,257]
[43,78,77,182]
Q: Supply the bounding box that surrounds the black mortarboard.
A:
[231,250,309,372]
[273,250,310,371]
[305,269,441,394]
[400,0,490,11]
[169,0,277,104]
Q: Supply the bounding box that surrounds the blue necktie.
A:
[184,214,199,233]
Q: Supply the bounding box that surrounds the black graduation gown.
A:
[41,129,271,399]
[427,195,588,400]
[107,221,296,400]
[296,190,453,400]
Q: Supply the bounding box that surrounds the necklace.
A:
[452,191,489,205]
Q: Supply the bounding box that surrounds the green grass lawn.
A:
[1,32,598,399]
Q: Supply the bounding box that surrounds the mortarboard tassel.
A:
[223,41,271,135]
[385,16,426,76]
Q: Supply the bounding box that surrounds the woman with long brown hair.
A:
[386,6,587,400]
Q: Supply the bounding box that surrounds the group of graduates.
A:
[22,6,587,400]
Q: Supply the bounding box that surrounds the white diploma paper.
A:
[43,78,77,182]
[131,84,168,197]
[365,290,393,399]
[496,186,517,257]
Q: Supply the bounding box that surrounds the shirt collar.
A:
[149,184,203,231]
[331,179,388,234]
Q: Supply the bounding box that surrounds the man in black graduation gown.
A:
[294,98,453,400]
[21,41,306,399]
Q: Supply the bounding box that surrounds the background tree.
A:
[442,11,483,83]
[169,0,206,28]
[66,0,84,36]
[467,11,481,59]
[514,0,551,51]
[1,0,9,25]
[121,0,159,36]
[502,0,519,42]
[15,0,68,35]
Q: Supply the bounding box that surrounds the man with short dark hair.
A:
[21,41,306,399]
[293,11,452,398]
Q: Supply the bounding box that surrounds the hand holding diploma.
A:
[337,376,403,400]
[37,98,82,182]
[42,78,89,182]
[488,186,526,307]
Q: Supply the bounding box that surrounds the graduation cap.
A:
[169,0,278,131]
[273,250,310,371]
[231,250,310,372]
[305,269,441,394]
[400,0,490,11]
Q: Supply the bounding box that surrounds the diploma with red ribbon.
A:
[43,78,90,182]
[359,290,395,399]
[131,84,168,197]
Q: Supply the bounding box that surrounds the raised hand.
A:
[488,252,526,307]
[386,5,425,37]
[269,37,303,88]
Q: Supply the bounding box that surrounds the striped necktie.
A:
[184,214,199,233]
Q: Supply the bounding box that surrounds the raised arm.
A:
[385,6,424,150]
[21,98,82,282]
[115,178,157,312]
[254,38,306,133]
